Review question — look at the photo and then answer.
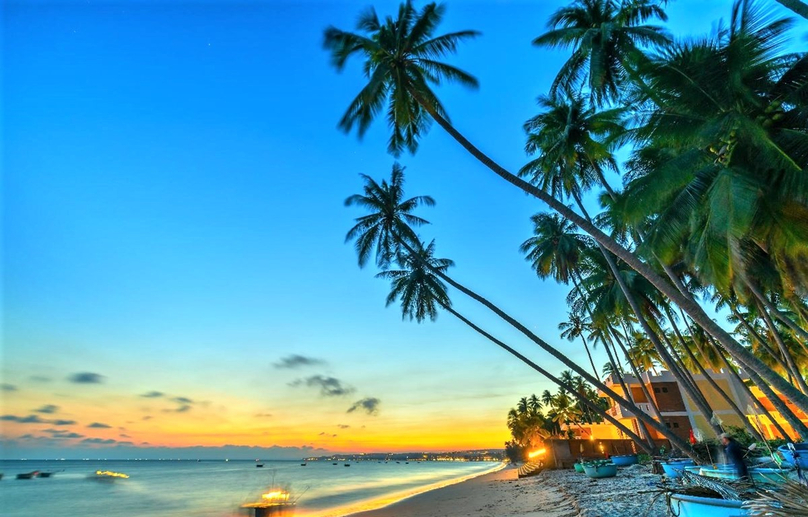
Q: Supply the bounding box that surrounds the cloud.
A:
[163,404,191,413]
[337,424,350,429]
[1,415,76,425]
[142,416,153,421]
[1,414,45,423]
[347,398,381,415]
[1,383,17,392]
[68,372,104,384]
[273,354,326,369]
[50,419,77,426]
[140,391,164,398]
[49,432,84,439]
[172,397,193,404]
[34,404,59,414]
[87,422,112,429]
[82,438,117,444]
[254,413,273,418]
[290,375,354,397]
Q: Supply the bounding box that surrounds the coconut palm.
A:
[532,0,671,105]
[326,1,808,412]
[559,312,599,377]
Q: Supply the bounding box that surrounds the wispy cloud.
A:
[254,413,273,418]
[1,414,76,425]
[1,383,17,392]
[337,424,350,429]
[347,398,381,416]
[87,422,112,429]
[50,419,77,426]
[34,404,59,414]
[289,375,354,397]
[172,396,193,404]
[68,372,105,384]
[82,438,117,444]
[163,404,191,413]
[140,391,164,398]
[274,354,327,369]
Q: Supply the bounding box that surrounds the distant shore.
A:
[345,463,668,517]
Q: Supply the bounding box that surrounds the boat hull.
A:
[573,462,585,473]
[611,455,638,467]
[668,494,748,517]
[662,460,695,478]
[583,463,617,478]
[778,444,808,469]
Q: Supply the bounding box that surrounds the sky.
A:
[2,0,806,459]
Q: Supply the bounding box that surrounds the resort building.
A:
[574,370,808,442]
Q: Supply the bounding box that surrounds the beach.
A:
[349,464,666,517]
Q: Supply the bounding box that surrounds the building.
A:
[592,370,807,442]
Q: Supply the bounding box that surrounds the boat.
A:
[300,463,306,466]
[611,454,638,467]
[583,462,617,479]
[333,462,338,465]
[16,471,39,479]
[699,466,791,484]
[256,464,264,468]
[662,459,695,478]
[668,493,748,517]
[344,464,350,467]
[573,462,585,473]
[90,470,129,481]
[38,471,56,478]
[778,443,808,469]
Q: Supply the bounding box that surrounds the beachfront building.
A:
[591,370,808,442]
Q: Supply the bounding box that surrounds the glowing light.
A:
[95,470,129,478]
[261,490,291,503]
[527,449,546,458]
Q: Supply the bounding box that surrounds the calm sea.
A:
[0,459,503,517]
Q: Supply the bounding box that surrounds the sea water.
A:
[0,459,502,517]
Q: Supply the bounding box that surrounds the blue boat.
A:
[583,462,617,478]
[662,459,695,478]
[778,443,808,469]
[699,466,791,484]
[573,462,585,473]
[611,454,638,467]
[668,494,748,517]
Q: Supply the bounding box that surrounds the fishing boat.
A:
[300,463,306,466]
[256,464,264,468]
[611,454,638,467]
[778,443,808,469]
[699,466,791,484]
[344,464,350,467]
[38,471,56,478]
[90,470,129,481]
[16,471,39,479]
[583,462,617,479]
[668,493,748,517]
[573,462,585,473]
[662,459,695,478]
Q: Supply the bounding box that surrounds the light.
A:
[261,490,291,503]
[527,449,546,458]
[95,470,129,478]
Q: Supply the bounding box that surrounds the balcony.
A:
[609,402,654,419]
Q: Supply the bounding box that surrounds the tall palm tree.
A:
[559,312,599,377]
[532,0,671,105]
[326,1,808,412]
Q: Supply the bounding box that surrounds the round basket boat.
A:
[611,454,638,467]
[573,462,585,473]
[583,462,617,478]
[661,459,694,478]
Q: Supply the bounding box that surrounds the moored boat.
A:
[38,471,56,478]
[573,462,585,473]
[611,454,638,467]
[583,462,617,478]
[662,459,695,478]
[698,466,791,484]
[16,471,39,480]
[778,443,808,469]
[668,493,748,517]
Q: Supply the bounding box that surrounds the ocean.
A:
[0,459,503,517]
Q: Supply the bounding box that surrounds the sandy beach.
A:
[348,463,667,517]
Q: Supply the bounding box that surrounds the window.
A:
[665,422,671,428]
[653,387,661,393]
[673,422,680,428]
[662,387,669,393]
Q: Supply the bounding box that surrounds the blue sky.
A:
[2,0,805,458]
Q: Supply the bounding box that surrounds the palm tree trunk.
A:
[571,193,722,436]
[666,309,765,441]
[752,297,808,394]
[730,306,790,373]
[746,279,808,356]
[442,305,660,455]
[703,332,808,439]
[775,0,808,20]
[409,90,808,414]
[578,334,600,379]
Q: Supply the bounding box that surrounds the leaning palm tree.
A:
[325,1,808,412]
[559,312,599,377]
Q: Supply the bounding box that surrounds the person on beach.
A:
[720,433,749,480]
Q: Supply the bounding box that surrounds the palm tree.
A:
[326,1,808,412]
[559,312,599,377]
[344,163,434,268]
[532,0,671,105]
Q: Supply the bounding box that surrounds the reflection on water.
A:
[0,459,501,517]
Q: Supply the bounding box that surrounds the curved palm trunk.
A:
[578,334,600,379]
[442,305,659,455]
[666,309,765,441]
[753,297,808,394]
[704,332,808,439]
[731,305,790,372]
[572,194,722,436]
[572,275,657,449]
[775,0,808,20]
[608,326,665,420]
[408,90,808,414]
[746,280,808,349]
